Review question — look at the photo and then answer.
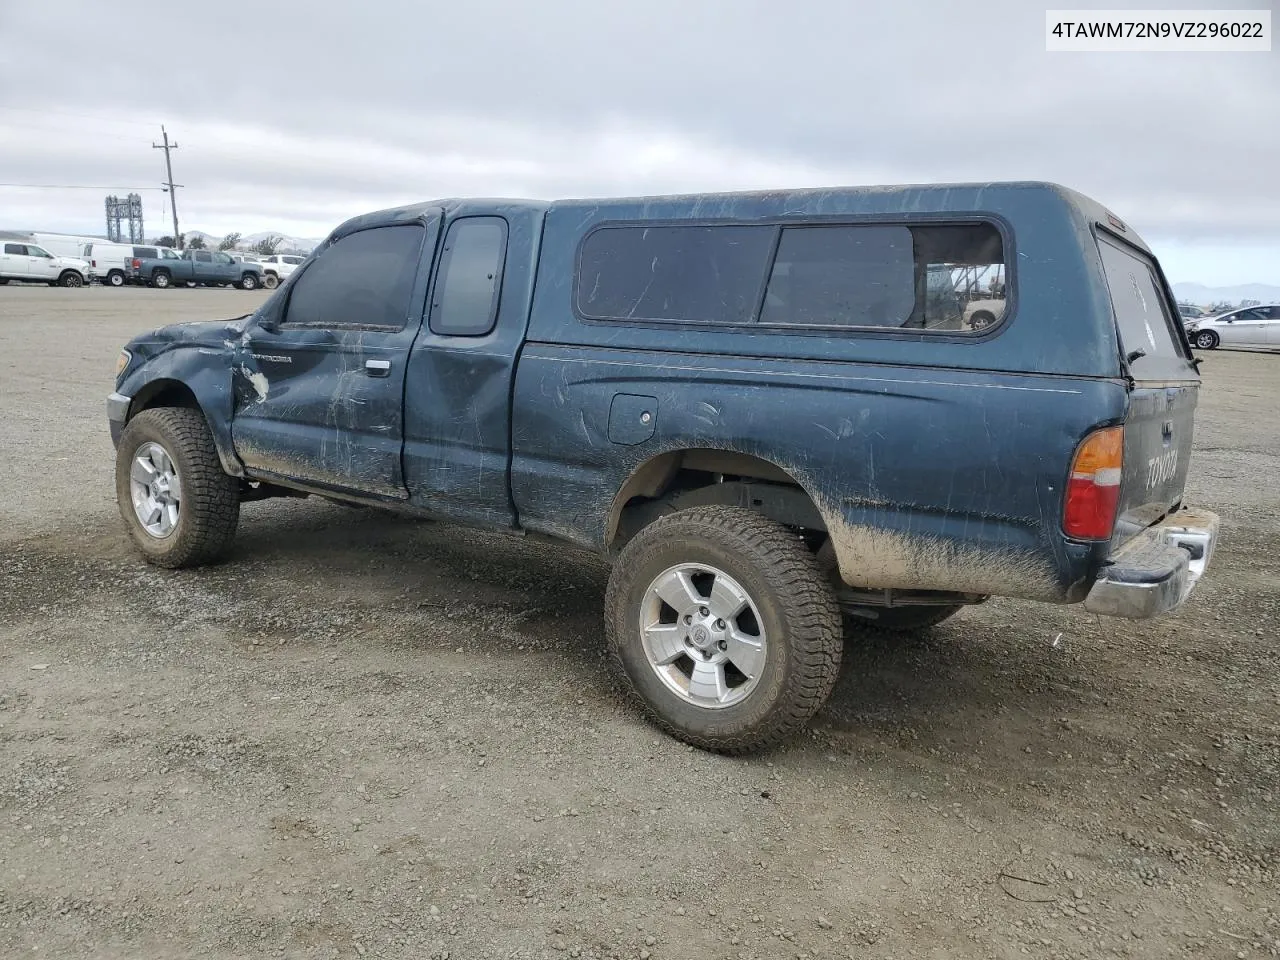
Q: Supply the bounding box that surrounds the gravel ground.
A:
[1,286,1278,960]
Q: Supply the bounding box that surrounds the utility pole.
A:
[153,125,183,247]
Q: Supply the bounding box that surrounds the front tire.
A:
[1194,329,1219,350]
[263,273,279,289]
[240,273,259,290]
[58,271,84,287]
[606,506,842,753]
[115,408,240,568]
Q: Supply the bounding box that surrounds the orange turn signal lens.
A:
[1063,426,1124,540]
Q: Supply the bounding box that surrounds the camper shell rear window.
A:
[1096,233,1191,379]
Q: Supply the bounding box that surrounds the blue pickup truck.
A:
[127,249,265,289]
[107,182,1218,752]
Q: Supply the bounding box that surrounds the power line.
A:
[0,183,163,190]
[0,105,157,128]
[0,116,150,144]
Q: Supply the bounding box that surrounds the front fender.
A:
[113,344,243,477]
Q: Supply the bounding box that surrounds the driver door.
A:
[230,216,440,498]
[26,245,58,281]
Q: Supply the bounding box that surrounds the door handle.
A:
[365,359,392,377]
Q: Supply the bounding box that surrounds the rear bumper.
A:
[1084,508,1219,619]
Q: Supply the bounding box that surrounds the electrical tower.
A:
[104,193,145,243]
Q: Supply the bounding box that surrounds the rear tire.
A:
[107,270,125,287]
[115,407,240,568]
[605,506,842,753]
[151,270,172,289]
[240,273,259,290]
[58,271,84,287]
[263,274,279,289]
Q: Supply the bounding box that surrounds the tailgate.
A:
[1115,384,1197,542]
[1095,233,1200,546]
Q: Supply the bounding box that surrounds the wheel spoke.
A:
[708,574,749,620]
[163,503,179,533]
[643,622,686,666]
[131,457,157,484]
[724,628,765,679]
[142,500,163,526]
[651,568,702,615]
[688,660,727,703]
[167,472,182,503]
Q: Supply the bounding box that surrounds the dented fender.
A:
[112,315,259,477]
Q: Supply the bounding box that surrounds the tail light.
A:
[1063,426,1124,540]
[91,259,97,267]
[131,259,140,269]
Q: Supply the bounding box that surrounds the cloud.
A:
[0,0,1275,275]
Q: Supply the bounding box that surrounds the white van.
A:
[27,233,107,261]
[82,242,139,287]
[81,243,181,287]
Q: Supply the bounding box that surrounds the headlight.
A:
[115,349,132,379]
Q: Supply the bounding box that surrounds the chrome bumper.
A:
[1084,508,1220,619]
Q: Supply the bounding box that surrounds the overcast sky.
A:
[1,0,1275,286]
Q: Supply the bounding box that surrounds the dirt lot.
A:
[1,285,1277,960]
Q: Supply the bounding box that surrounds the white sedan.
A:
[1186,304,1280,350]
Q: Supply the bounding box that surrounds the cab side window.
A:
[429,217,508,337]
[282,225,425,330]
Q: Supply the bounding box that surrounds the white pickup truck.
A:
[254,254,307,289]
[0,240,94,287]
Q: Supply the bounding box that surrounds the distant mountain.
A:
[179,230,322,254]
[1172,282,1280,306]
[243,232,322,254]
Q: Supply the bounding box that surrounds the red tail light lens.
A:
[131,259,140,269]
[1063,426,1124,540]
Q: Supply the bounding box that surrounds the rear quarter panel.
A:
[511,347,1125,602]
